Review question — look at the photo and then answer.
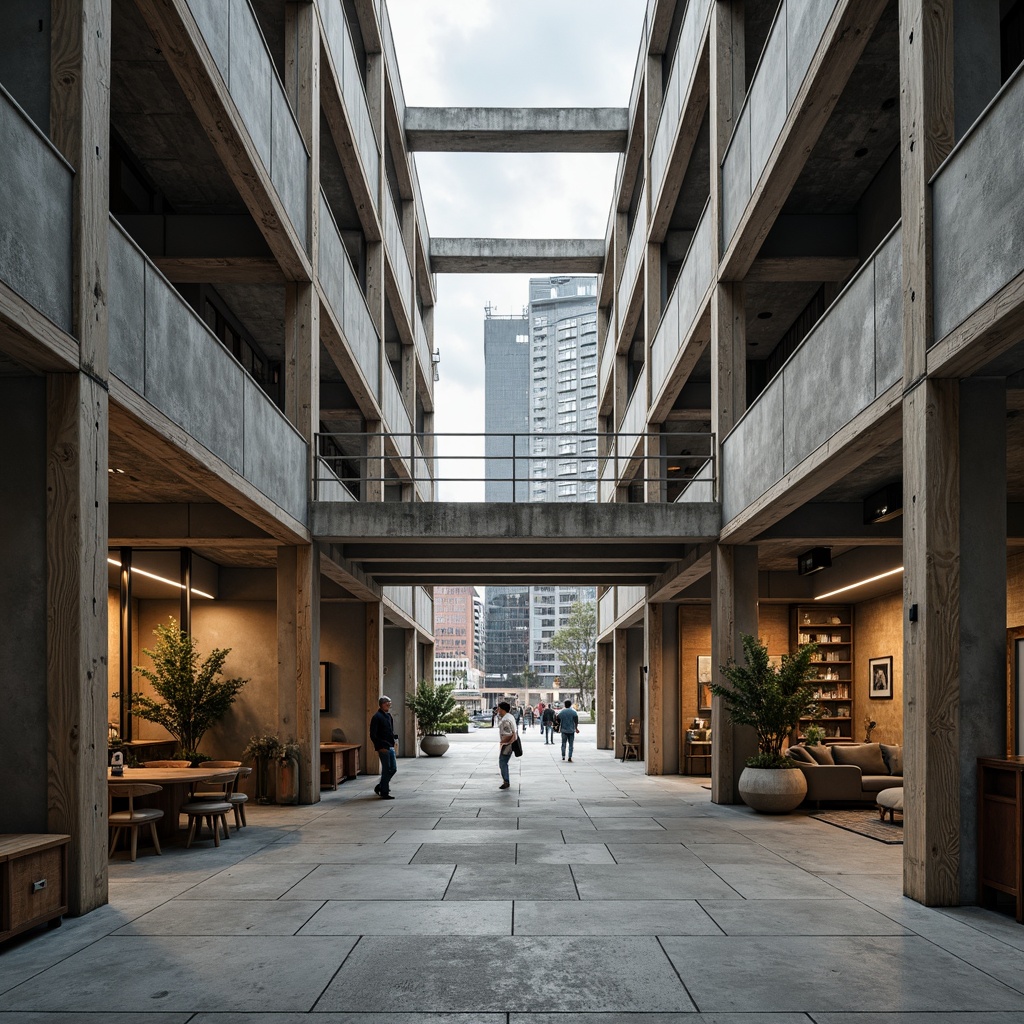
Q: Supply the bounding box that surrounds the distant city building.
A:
[483,586,530,682]
[433,586,478,671]
[484,308,530,503]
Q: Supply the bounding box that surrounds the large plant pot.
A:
[738,766,807,813]
[275,755,299,804]
[420,734,449,757]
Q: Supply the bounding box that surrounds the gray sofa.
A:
[786,742,902,805]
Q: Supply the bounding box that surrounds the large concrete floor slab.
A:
[2,726,1024,1018]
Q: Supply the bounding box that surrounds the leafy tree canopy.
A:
[550,601,597,707]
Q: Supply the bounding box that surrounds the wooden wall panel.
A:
[854,592,904,744]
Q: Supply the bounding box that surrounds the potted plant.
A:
[275,739,301,805]
[242,734,281,804]
[405,681,459,756]
[124,618,248,765]
[709,633,819,813]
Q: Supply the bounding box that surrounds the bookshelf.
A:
[792,604,854,741]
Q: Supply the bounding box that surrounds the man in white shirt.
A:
[496,700,518,790]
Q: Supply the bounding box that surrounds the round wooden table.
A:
[107,767,239,839]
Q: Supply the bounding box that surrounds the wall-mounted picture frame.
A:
[869,656,893,700]
[319,662,331,713]
[697,655,712,712]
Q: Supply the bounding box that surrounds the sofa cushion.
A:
[861,775,898,793]
[832,743,888,775]
[786,745,815,764]
[880,743,903,776]
[806,744,835,765]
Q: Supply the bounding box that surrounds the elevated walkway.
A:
[310,501,721,585]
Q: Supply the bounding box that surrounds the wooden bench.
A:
[320,743,361,789]
[0,834,70,943]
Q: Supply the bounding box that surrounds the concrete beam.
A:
[405,107,629,152]
[430,238,605,274]
[756,503,905,543]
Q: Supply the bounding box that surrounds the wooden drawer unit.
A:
[0,834,70,942]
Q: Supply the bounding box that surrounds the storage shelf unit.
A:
[792,605,854,741]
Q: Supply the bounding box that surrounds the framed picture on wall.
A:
[319,662,331,713]
[697,655,712,712]
[869,656,893,700]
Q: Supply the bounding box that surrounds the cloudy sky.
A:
[387,0,648,499]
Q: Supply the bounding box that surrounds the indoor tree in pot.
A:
[405,681,459,756]
[709,633,819,813]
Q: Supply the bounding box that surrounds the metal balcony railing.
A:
[313,431,715,502]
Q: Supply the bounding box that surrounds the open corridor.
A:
[3,730,1024,1020]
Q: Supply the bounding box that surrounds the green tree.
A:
[127,618,248,759]
[550,601,597,709]
[709,633,820,768]
[519,664,538,689]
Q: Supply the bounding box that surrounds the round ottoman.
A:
[877,786,903,823]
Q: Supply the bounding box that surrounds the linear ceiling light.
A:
[107,557,215,599]
[815,566,904,600]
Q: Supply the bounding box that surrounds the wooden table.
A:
[978,755,1024,921]
[320,743,360,789]
[107,767,238,839]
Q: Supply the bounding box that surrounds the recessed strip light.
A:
[815,566,903,601]
[107,557,214,599]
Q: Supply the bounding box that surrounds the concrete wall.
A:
[383,191,413,321]
[0,1,49,132]
[721,227,902,522]
[0,379,47,831]
[0,87,73,332]
[618,186,647,317]
[626,625,645,725]
[319,192,381,405]
[383,625,411,751]
[853,590,903,745]
[108,222,307,521]
[650,0,711,204]
[319,602,368,754]
[933,65,1024,341]
[320,0,380,192]
[186,0,309,244]
[721,0,839,244]
[650,203,712,404]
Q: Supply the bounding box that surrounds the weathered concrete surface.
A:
[405,107,629,152]
[311,501,721,585]
[430,238,605,274]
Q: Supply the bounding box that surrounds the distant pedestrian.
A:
[525,706,534,728]
[558,699,579,762]
[541,704,556,744]
[369,695,398,799]
[515,706,523,727]
[496,700,518,790]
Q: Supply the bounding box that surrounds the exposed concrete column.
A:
[710,543,758,804]
[47,0,111,916]
[364,601,384,774]
[277,544,321,804]
[613,628,628,758]
[643,603,664,774]
[596,640,613,750]
[958,379,1007,898]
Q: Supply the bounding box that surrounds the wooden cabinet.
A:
[978,756,1024,921]
[0,835,70,943]
[792,604,854,741]
[320,743,360,789]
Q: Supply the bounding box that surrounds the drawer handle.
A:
[32,879,47,893]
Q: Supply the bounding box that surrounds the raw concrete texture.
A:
[933,68,1024,340]
[787,0,839,106]
[108,222,147,393]
[186,0,230,84]
[228,0,273,170]
[873,226,903,391]
[748,7,788,189]
[0,0,50,130]
[0,90,73,331]
[271,78,309,247]
[430,237,606,274]
[721,104,751,246]
[721,374,785,522]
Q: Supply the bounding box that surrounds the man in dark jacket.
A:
[369,695,398,799]
[541,704,557,744]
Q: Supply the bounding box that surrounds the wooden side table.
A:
[0,834,70,943]
[320,743,361,789]
[684,738,712,776]
[978,756,1024,921]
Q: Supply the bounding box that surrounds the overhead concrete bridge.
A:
[311,501,721,587]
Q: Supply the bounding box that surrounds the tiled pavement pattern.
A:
[3,726,1024,1021]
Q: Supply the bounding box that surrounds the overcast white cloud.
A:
[387,0,647,499]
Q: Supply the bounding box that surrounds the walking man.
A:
[370,695,398,799]
[496,700,518,790]
[558,699,579,762]
[541,703,556,744]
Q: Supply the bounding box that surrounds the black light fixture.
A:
[863,482,903,524]
[797,547,832,576]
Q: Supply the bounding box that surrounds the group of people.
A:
[369,695,583,799]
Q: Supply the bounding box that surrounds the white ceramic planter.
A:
[420,734,449,757]
[737,766,807,813]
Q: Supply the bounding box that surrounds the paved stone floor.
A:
[3,725,1024,1022]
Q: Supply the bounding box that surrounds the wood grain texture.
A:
[46,373,109,916]
[854,592,904,743]
[0,280,80,372]
[152,257,283,284]
[597,641,613,749]
[903,378,961,905]
[645,603,664,775]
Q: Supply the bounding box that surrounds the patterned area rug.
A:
[810,809,903,844]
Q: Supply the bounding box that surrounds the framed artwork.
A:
[697,655,712,712]
[869,656,893,700]
[319,662,331,713]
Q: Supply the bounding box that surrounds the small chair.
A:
[181,771,238,848]
[108,783,164,861]
[193,762,249,830]
[621,719,642,762]
[143,760,191,767]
